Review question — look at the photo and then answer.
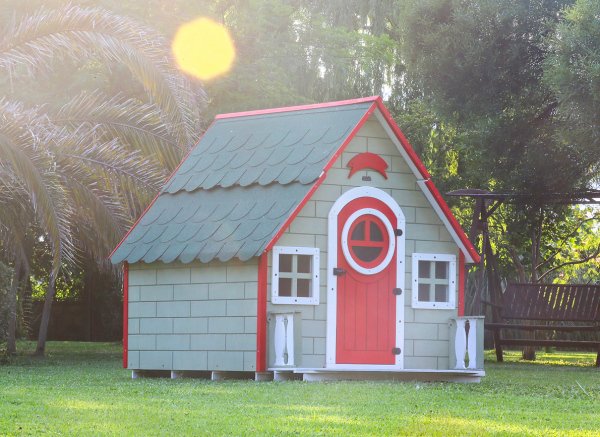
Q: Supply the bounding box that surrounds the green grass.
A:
[1,342,599,436]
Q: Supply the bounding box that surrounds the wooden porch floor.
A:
[272,368,485,383]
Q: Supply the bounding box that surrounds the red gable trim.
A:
[108,121,216,261]
[264,101,378,251]
[215,96,380,120]
[424,180,481,264]
[372,98,431,179]
[372,97,480,264]
[263,96,479,263]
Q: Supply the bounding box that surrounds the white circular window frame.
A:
[341,208,396,275]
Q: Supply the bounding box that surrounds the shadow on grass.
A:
[484,349,598,368]
[1,340,122,366]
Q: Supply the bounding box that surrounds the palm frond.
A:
[0,99,74,273]
[54,91,184,169]
[0,3,206,151]
[50,128,166,191]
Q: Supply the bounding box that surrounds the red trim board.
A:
[424,180,481,264]
[264,102,377,251]
[122,262,129,369]
[373,98,431,179]
[256,253,268,372]
[216,96,379,120]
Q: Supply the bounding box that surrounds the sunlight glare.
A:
[172,18,235,81]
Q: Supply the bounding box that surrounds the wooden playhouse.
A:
[110,96,484,382]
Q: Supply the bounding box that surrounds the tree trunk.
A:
[35,273,57,357]
[6,259,22,355]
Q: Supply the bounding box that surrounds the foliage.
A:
[398,0,599,284]
[1,342,599,436]
[0,3,205,354]
[545,0,600,183]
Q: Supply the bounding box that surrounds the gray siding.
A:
[128,259,258,371]
[269,115,460,370]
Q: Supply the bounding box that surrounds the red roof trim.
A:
[373,98,431,179]
[108,121,216,261]
[264,101,378,251]
[371,97,479,263]
[424,180,481,263]
[215,96,380,120]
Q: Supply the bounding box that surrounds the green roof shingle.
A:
[110,101,373,264]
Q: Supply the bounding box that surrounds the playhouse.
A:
[110,96,485,382]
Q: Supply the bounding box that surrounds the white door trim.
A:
[326,186,405,369]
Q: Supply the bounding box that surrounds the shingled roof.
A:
[110,100,373,264]
[111,97,481,265]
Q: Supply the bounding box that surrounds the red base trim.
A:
[256,253,268,372]
[458,252,465,317]
[122,262,129,368]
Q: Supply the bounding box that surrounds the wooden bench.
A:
[485,283,600,366]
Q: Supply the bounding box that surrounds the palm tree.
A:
[0,4,205,355]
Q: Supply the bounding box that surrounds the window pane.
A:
[278,278,292,296]
[351,221,365,240]
[279,254,293,272]
[435,261,448,280]
[418,283,430,302]
[435,284,448,302]
[297,255,312,274]
[370,221,384,241]
[352,246,382,262]
[297,279,311,297]
[418,260,430,278]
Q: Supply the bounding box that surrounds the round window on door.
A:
[341,208,396,275]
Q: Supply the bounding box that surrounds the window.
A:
[411,253,456,309]
[341,208,396,275]
[272,246,319,305]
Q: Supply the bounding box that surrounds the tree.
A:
[545,0,600,183]
[0,4,205,355]
[397,1,599,361]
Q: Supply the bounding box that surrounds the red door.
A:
[336,196,397,364]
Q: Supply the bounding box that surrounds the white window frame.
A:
[341,208,396,275]
[411,253,456,309]
[272,246,320,305]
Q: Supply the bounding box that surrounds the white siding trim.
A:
[326,186,405,369]
[271,246,320,305]
[411,252,456,310]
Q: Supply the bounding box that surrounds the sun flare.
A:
[172,18,235,81]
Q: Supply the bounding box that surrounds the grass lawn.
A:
[1,342,598,436]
